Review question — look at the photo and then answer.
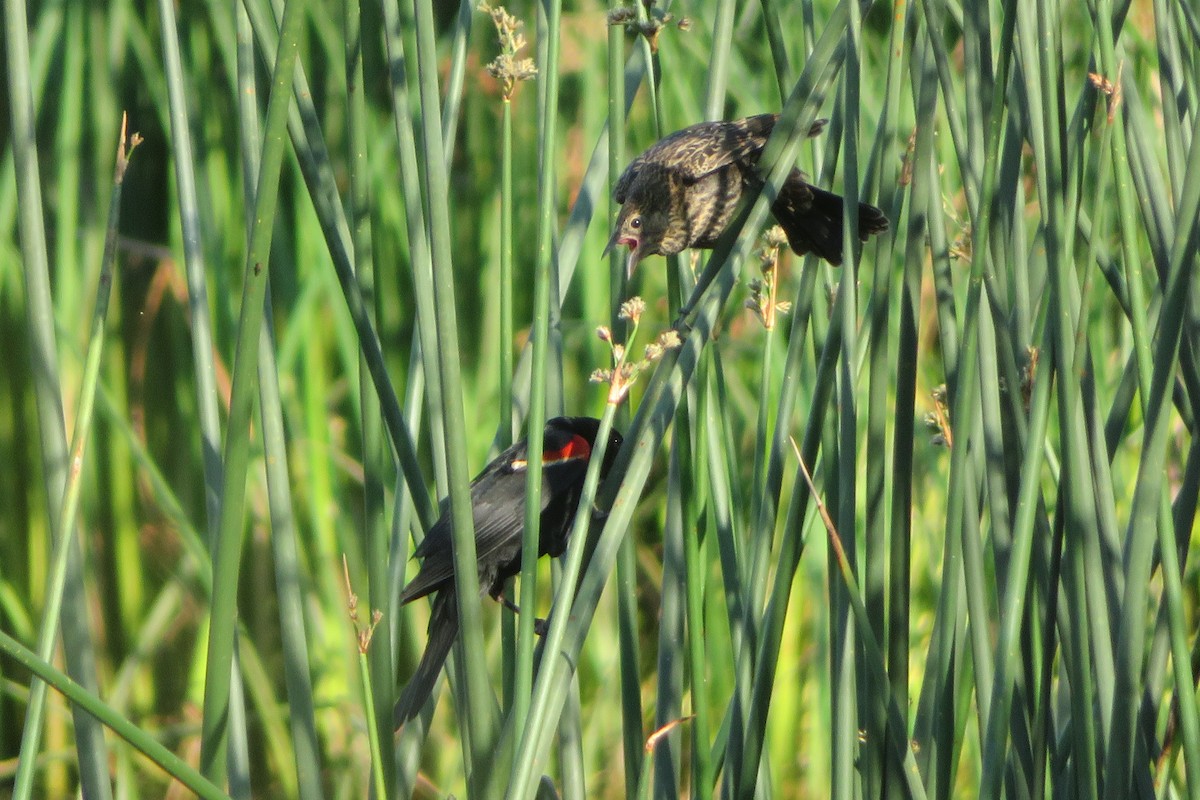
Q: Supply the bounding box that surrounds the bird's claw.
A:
[499,594,551,636]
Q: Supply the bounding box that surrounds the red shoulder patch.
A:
[543,433,591,465]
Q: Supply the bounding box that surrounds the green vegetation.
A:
[2,0,1198,797]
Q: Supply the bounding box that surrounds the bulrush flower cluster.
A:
[924,385,952,448]
[342,556,382,655]
[479,2,537,101]
[745,226,793,330]
[592,297,682,405]
[606,2,690,53]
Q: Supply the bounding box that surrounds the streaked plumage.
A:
[607,114,889,274]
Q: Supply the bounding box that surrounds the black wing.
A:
[398,437,528,603]
[398,440,588,603]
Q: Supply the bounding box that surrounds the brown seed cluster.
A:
[479,2,537,101]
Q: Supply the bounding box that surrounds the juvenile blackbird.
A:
[606,113,889,276]
[393,416,623,726]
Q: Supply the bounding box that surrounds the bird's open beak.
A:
[602,228,622,259]
[625,247,642,279]
[603,228,642,280]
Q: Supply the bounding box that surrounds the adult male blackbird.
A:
[606,113,889,276]
[393,416,623,726]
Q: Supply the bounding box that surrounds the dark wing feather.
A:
[613,116,769,199]
[615,114,832,196]
[396,535,453,604]
[467,456,588,570]
[656,116,772,181]
[398,438,530,603]
[398,438,589,603]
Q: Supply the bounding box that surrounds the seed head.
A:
[605,2,688,52]
[591,296,679,406]
[479,2,537,100]
[619,297,646,323]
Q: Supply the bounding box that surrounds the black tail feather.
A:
[772,175,889,265]
[394,590,459,727]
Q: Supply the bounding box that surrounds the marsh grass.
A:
[2,0,1199,798]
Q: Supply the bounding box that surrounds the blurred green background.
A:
[2,0,1199,797]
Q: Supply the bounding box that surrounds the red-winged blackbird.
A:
[393,416,623,726]
[605,114,889,276]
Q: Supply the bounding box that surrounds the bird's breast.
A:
[684,168,746,248]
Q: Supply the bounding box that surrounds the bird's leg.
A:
[496,593,522,615]
[493,592,550,636]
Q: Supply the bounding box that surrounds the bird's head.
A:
[603,176,679,279]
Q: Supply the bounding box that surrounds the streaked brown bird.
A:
[606,113,889,276]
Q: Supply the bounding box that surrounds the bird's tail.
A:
[394,590,459,727]
[772,173,889,265]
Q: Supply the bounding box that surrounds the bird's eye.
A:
[630,216,642,229]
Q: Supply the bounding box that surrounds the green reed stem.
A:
[12,121,137,800]
[411,0,498,780]
[0,631,230,800]
[5,0,113,791]
[198,0,306,780]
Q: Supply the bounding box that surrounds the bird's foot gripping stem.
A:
[497,594,550,636]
